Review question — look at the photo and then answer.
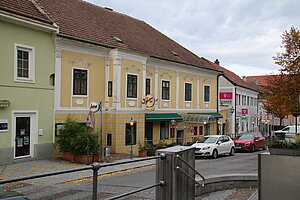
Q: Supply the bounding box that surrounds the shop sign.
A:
[220,92,232,105]
[0,120,8,132]
[242,109,248,115]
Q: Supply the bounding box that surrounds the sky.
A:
[86,0,300,77]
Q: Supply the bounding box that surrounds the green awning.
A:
[145,113,183,122]
[187,112,223,119]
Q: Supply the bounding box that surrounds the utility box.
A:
[156,146,195,200]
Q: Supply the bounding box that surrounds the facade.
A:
[205,60,259,138]
[0,0,57,164]
[37,0,224,155]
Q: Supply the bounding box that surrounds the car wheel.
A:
[212,149,218,159]
[230,147,235,156]
[252,145,255,152]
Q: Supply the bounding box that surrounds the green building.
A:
[0,0,58,164]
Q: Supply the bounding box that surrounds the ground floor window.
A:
[204,124,210,136]
[160,122,169,139]
[125,123,136,145]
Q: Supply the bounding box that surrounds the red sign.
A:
[220,92,233,99]
[242,109,248,115]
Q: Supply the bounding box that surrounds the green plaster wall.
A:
[0,21,55,151]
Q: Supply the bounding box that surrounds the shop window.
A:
[160,121,169,139]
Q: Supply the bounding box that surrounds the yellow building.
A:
[39,0,223,155]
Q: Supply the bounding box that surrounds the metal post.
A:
[92,163,101,200]
[99,100,103,158]
[130,118,134,159]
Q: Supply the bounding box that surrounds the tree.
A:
[267,26,300,115]
[262,74,290,126]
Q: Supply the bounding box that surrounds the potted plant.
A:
[57,117,100,164]
[267,135,300,157]
[138,140,148,157]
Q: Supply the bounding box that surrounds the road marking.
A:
[59,164,156,184]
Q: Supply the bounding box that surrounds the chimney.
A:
[214,59,220,65]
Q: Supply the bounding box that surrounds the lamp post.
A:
[129,118,134,159]
[171,120,175,143]
[252,121,255,132]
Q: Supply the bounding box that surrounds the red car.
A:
[234,133,266,152]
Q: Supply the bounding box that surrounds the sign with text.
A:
[220,92,233,105]
[242,109,248,115]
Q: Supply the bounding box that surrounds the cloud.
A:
[89,0,300,76]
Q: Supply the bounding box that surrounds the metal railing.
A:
[0,155,165,200]
[175,155,205,186]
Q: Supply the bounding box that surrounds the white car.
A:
[192,135,235,159]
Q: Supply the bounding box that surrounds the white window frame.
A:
[161,79,171,101]
[14,43,35,83]
[184,82,192,102]
[203,84,210,103]
[126,72,138,100]
[71,67,89,97]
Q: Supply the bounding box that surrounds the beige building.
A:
[38,0,223,155]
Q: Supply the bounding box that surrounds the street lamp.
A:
[171,120,175,143]
[252,121,255,132]
[129,118,134,159]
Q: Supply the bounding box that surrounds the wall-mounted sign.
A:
[220,92,232,105]
[89,102,99,112]
[142,94,157,111]
[242,109,248,115]
[0,120,8,132]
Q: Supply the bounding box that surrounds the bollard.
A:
[92,163,101,200]
[156,146,195,200]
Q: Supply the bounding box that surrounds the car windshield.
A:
[236,134,254,139]
[197,137,218,143]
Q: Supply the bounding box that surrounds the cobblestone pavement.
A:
[196,187,258,200]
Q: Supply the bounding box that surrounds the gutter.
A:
[150,55,224,74]
[57,34,117,49]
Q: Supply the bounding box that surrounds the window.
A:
[73,69,87,95]
[127,74,137,98]
[185,83,192,101]
[162,80,170,100]
[204,124,210,135]
[247,96,250,106]
[199,126,203,135]
[145,78,151,96]
[204,85,210,102]
[15,44,35,82]
[108,81,112,97]
[193,126,198,135]
[160,122,169,139]
[107,134,112,146]
[238,94,241,105]
[125,122,136,145]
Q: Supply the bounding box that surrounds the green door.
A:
[145,122,153,144]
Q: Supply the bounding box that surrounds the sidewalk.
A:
[0,154,156,185]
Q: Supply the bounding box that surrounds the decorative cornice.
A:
[69,58,92,66]
[125,65,141,72]
[160,72,172,78]
[184,74,193,81]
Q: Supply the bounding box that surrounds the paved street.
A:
[0,150,265,199]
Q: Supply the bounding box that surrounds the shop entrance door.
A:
[15,116,32,158]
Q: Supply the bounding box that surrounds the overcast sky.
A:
[87,0,299,77]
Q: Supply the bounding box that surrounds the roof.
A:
[0,0,55,27]
[36,0,220,72]
[244,75,276,86]
[202,58,258,92]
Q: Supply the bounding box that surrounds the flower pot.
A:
[138,150,147,157]
[74,155,93,164]
[269,148,300,157]
[63,152,75,161]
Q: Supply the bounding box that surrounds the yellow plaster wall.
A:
[158,68,176,108]
[60,50,105,108]
[121,59,143,108]
[200,76,218,109]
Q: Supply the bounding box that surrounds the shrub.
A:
[57,117,100,155]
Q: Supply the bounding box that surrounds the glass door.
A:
[15,116,31,157]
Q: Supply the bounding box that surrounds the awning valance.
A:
[188,112,223,119]
[182,112,223,123]
[145,113,183,122]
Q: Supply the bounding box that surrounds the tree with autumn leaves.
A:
[262,26,300,125]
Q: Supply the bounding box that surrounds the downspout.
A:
[234,87,237,138]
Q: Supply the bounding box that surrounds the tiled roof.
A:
[0,0,54,27]
[202,58,258,92]
[36,0,219,72]
[244,75,275,86]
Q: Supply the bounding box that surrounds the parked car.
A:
[274,125,300,142]
[192,135,235,159]
[0,190,29,200]
[234,133,266,152]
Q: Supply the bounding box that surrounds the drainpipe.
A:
[234,87,237,138]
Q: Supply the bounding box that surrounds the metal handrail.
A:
[106,181,165,200]
[176,155,205,186]
[0,155,164,200]
[176,166,202,186]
